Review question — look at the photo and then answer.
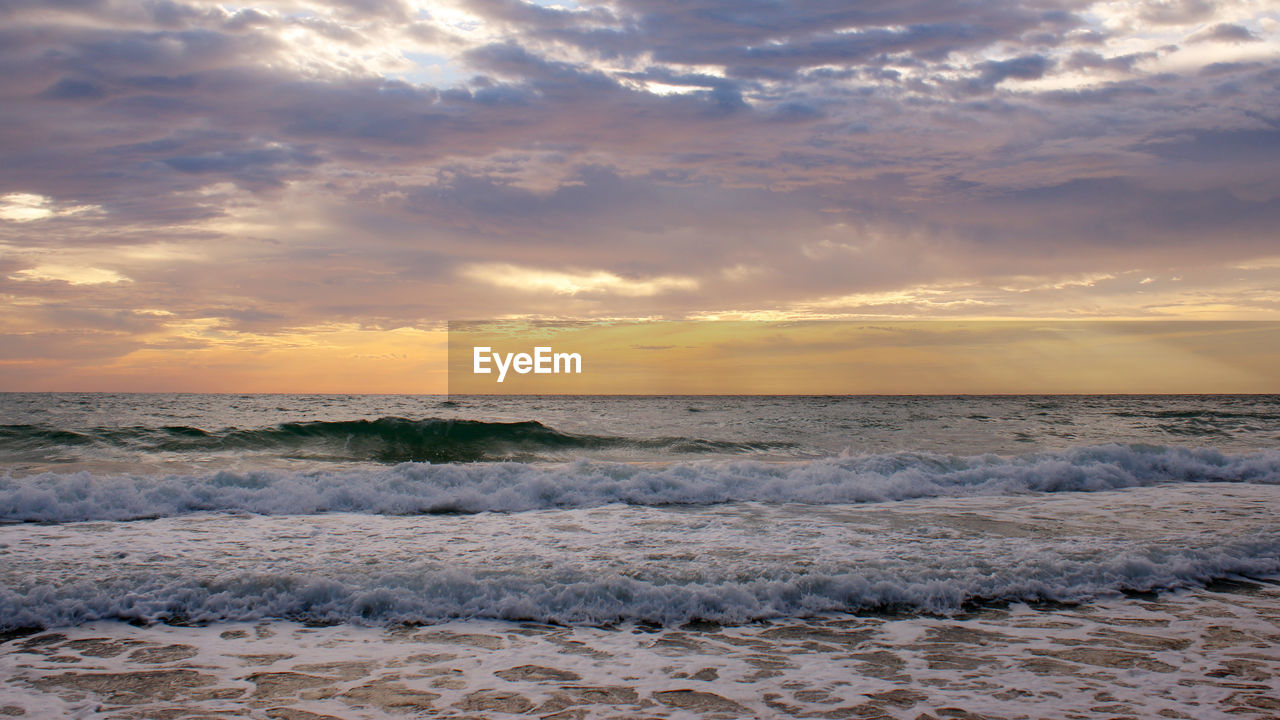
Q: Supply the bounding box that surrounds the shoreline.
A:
[4,582,1278,719]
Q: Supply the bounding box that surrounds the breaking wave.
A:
[1,535,1276,628]
[3,443,1278,523]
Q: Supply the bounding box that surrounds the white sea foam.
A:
[1,535,1276,629]
[1,444,1277,522]
[2,484,1278,628]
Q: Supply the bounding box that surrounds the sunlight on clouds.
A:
[415,2,492,40]
[1003,0,1279,92]
[273,23,410,78]
[0,194,52,222]
[0,194,101,223]
[10,265,131,285]
[397,51,465,87]
[795,287,989,312]
[1080,0,1279,65]
[119,243,208,263]
[641,81,699,96]
[998,273,1118,292]
[194,3,463,81]
[721,264,764,282]
[1154,38,1279,74]
[1232,257,1280,270]
[461,263,698,296]
[198,183,330,236]
[529,0,581,9]
[691,265,1280,322]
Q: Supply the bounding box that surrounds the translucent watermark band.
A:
[447,320,1280,395]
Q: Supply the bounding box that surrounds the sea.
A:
[1,393,1278,719]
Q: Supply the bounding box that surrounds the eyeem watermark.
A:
[449,319,1280,395]
[472,346,582,383]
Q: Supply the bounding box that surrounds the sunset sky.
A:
[2,0,1279,391]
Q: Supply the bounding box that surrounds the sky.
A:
[446,320,1280,394]
[1,0,1278,391]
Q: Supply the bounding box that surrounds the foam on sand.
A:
[2,581,1278,719]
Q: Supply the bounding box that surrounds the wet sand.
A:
[3,582,1278,719]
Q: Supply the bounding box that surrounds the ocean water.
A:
[2,393,1278,629]
[4,394,1280,718]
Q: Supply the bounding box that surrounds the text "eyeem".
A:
[472,346,583,383]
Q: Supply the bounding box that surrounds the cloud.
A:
[1138,0,1217,26]
[9,264,131,285]
[1063,50,1156,72]
[0,193,102,222]
[0,194,56,222]
[1187,23,1261,44]
[460,262,697,297]
[963,54,1053,92]
[1132,129,1280,162]
[162,143,323,189]
[1,0,1279,386]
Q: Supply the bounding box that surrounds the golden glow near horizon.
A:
[446,321,1280,395]
[1,322,447,393]
[9,295,1280,392]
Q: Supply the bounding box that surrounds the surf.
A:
[3,442,1278,523]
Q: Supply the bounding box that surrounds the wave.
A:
[2,537,1276,628]
[0,417,784,463]
[2,443,1278,523]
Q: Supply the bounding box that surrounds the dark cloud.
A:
[1040,81,1159,105]
[1063,50,1156,72]
[162,144,323,189]
[1187,23,1261,44]
[1199,61,1265,76]
[958,53,1053,93]
[465,0,1087,80]
[40,77,109,99]
[1132,129,1280,162]
[989,177,1280,238]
